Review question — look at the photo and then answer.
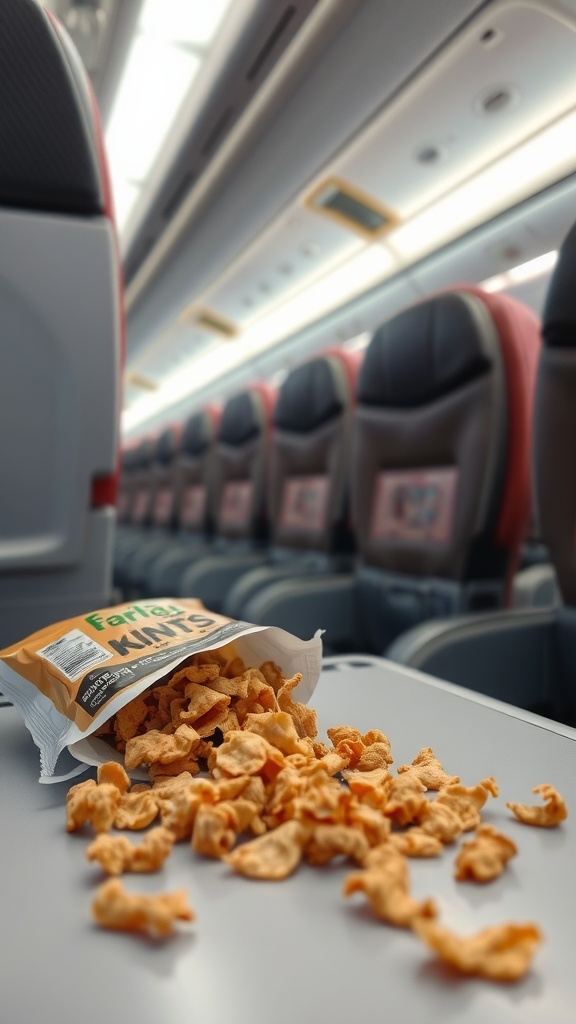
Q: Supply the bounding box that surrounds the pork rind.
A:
[243,711,310,756]
[383,775,427,826]
[416,800,464,845]
[91,878,194,937]
[413,919,542,982]
[304,824,370,866]
[213,731,285,780]
[343,846,437,928]
[454,824,517,883]
[225,820,310,880]
[113,790,159,831]
[86,827,175,875]
[397,748,459,791]
[435,777,499,831]
[124,724,201,771]
[97,761,131,794]
[506,784,568,827]
[388,828,443,858]
[66,780,121,833]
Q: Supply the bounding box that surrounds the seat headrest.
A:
[183,411,214,456]
[134,439,155,469]
[358,293,494,409]
[219,391,266,446]
[542,225,576,348]
[274,354,350,434]
[0,0,104,214]
[155,426,181,465]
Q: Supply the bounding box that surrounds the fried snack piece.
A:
[225,820,309,880]
[388,829,443,858]
[507,784,568,827]
[157,779,217,840]
[169,662,220,688]
[243,711,310,756]
[66,780,121,833]
[413,919,542,982]
[384,775,427,826]
[258,660,285,693]
[305,824,370,866]
[86,827,175,875]
[113,790,159,831]
[416,800,464,845]
[91,878,194,937]
[344,767,392,803]
[192,800,258,858]
[277,673,317,739]
[113,695,149,744]
[343,847,437,928]
[97,761,131,794]
[181,682,231,736]
[148,755,201,781]
[355,742,394,772]
[124,724,201,771]
[436,777,499,831]
[214,731,285,780]
[397,748,459,791]
[346,802,391,847]
[455,824,517,883]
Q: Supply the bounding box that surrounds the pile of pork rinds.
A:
[67,648,568,982]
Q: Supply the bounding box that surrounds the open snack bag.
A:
[0,598,322,782]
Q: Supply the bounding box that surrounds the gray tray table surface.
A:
[1,656,575,1024]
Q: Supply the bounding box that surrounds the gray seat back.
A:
[0,0,122,647]
[268,350,360,561]
[352,287,541,651]
[535,221,576,608]
[212,385,276,546]
[148,426,182,532]
[174,407,220,540]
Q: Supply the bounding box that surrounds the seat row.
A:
[115,284,544,667]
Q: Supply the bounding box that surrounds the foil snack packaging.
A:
[0,598,322,782]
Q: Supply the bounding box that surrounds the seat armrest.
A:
[225,562,312,620]
[243,574,357,650]
[511,564,560,609]
[386,608,557,712]
[178,553,268,611]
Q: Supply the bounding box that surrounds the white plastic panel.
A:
[0,208,120,570]
[330,1,576,220]
[203,207,363,323]
[409,174,576,296]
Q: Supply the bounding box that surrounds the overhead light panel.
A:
[180,306,238,338]
[307,178,398,238]
[105,0,233,232]
[139,0,232,47]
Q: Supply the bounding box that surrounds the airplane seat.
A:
[116,447,140,526]
[144,405,222,597]
[113,437,157,589]
[387,230,576,720]
[236,289,540,653]
[168,384,277,610]
[121,424,184,596]
[223,348,361,620]
[0,0,122,648]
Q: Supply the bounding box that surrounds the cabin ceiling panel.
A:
[125,0,486,365]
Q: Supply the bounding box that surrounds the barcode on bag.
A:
[37,629,112,681]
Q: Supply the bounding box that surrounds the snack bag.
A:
[0,598,322,783]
